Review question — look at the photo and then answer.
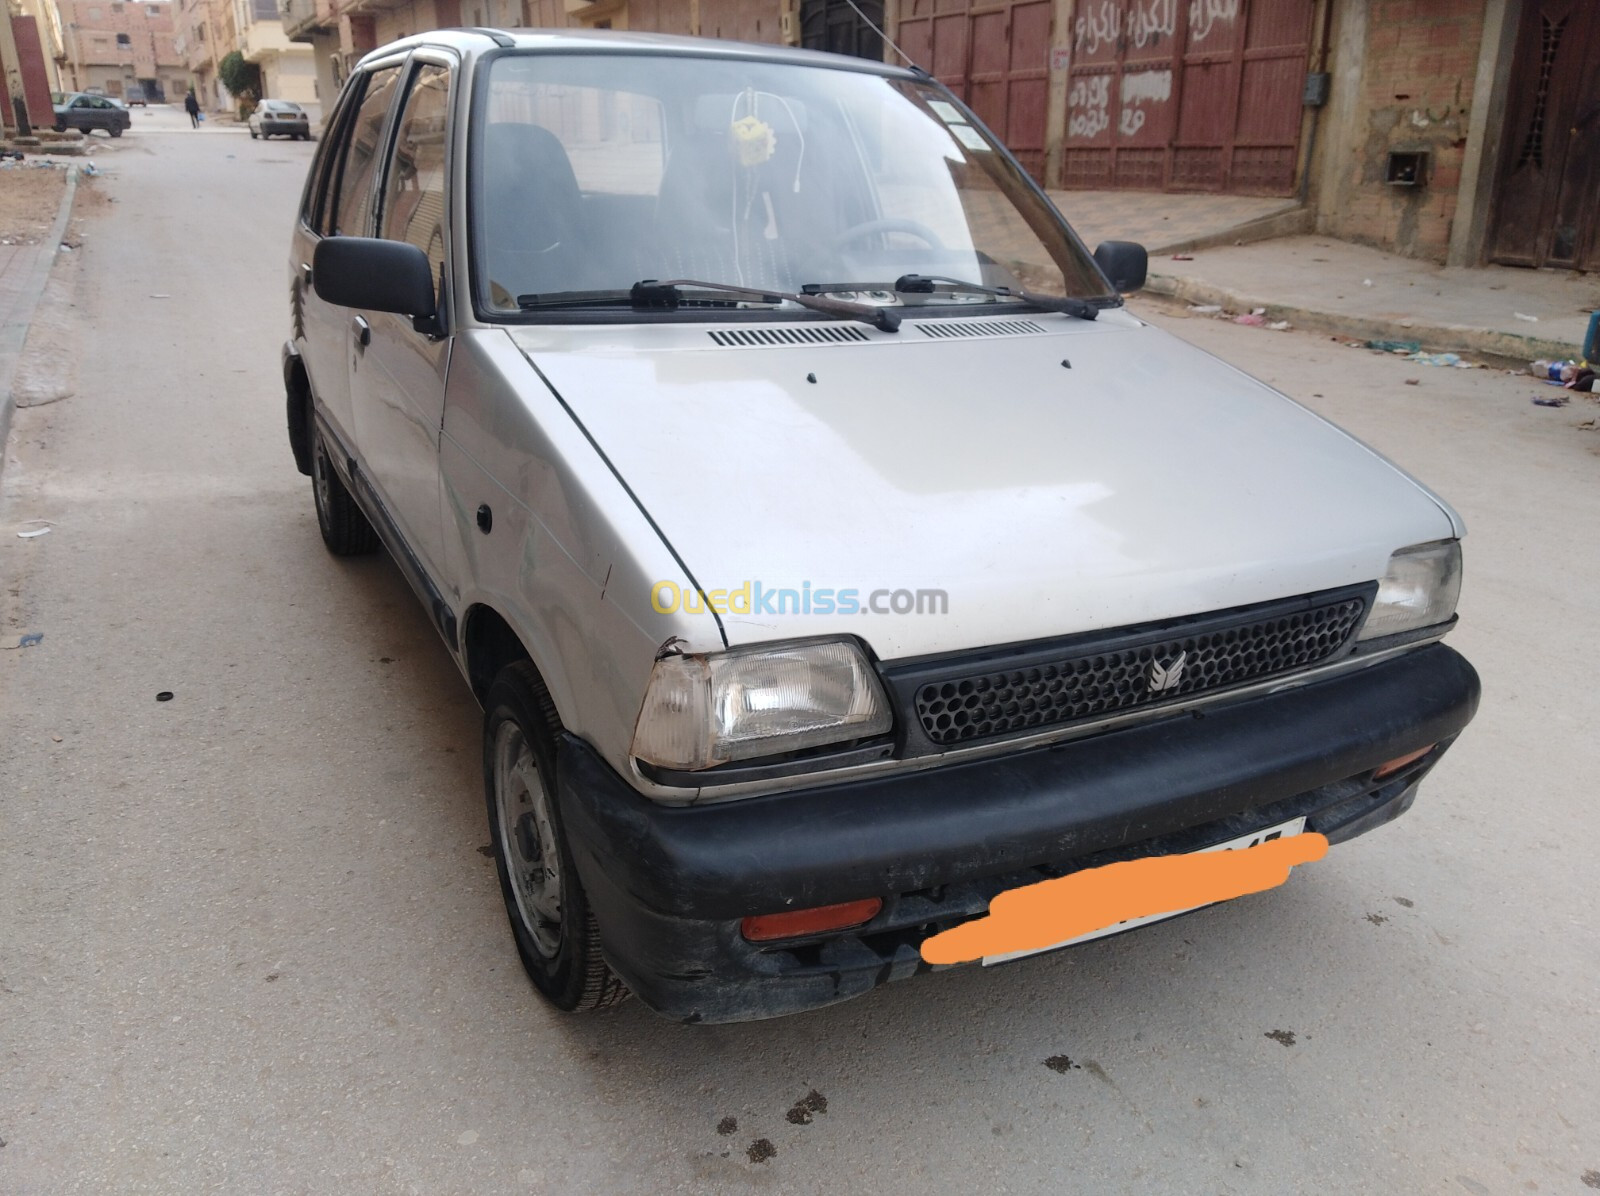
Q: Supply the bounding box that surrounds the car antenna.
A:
[840,0,919,71]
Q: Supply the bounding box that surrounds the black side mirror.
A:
[1093,240,1148,294]
[313,236,440,333]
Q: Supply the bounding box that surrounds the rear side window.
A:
[331,66,404,237]
[379,63,452,294]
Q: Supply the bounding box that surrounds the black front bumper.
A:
[556,644,1479,1023]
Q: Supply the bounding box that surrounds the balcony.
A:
[334,0,427,15]
[279,0,337,41]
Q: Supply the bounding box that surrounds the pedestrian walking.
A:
[184,90,201,128]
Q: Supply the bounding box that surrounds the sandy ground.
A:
[1,129,1597,1194]
[0,166,68,245]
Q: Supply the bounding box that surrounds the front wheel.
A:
[249,129,258,139]
[109,126,122,138]
[484,662,628,1013]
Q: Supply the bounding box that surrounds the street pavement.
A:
[2,128,1597,1195]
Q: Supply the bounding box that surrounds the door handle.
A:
[300,261,314,287]
[352,315,371,350]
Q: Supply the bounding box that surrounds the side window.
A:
[330,65,404,237]
[379,64,452,296]
[305,70,383,235]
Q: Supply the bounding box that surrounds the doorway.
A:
[1490,0,1600,271]
[800,0,885,61]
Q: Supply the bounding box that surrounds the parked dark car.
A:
[52,92,131,137]
[249,100,311,140]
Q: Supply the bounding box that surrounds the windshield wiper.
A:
[516,288,743,311]
[632,279,901,333]
[891,274,1098,321]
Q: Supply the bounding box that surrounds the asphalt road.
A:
[2,120,1597,1195]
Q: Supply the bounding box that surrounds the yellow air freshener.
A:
[731,114,776,166]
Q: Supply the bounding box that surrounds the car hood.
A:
[507,312,1458,661]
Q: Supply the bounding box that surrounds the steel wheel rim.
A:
[493,720,563,958]
[312,441,332,522]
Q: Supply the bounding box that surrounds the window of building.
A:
[116,33,132,46]
[147,5,160,15]
[88,6,102,18]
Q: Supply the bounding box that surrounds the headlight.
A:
[632,640,893,771]
[1358,540,1462,640]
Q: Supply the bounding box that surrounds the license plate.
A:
[981,816,1308,966]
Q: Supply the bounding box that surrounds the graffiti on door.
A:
[1061,0,1313,194]
[1188,0,1241,44]
[1074,0,1179,56]
[1118,68,1172,138]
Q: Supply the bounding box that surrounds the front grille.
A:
[911,592,1367,746]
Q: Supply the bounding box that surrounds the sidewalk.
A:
[1,165,76,469]
[1141,235,1600,364]
[1047,189,1305,254]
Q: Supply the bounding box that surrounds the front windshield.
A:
[472,52,1108,316]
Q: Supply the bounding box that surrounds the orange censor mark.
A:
[920,831,1330,966]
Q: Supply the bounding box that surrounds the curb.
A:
[0,166,77,478]
[1142,270,1578,366]
[1147,205,1312,257]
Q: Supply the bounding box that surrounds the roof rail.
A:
[460,26,515,47]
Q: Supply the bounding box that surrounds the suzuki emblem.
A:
[1148,651,1186,694]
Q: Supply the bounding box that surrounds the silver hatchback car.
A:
[284,29,1478,1023]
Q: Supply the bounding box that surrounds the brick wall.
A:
[60,0,183,78]
[1324,0,1485,261]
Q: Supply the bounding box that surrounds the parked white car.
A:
[283,29,1480,1023]
[249,99,311,140]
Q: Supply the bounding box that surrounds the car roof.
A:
[355,26,918,81]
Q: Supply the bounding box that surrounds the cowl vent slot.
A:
[916,319,1048,339]
[707,326,871,347]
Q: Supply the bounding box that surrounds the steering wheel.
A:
[832,218,947,254]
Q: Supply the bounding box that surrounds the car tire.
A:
[53,123,65,133]
[310,424,379,556]
[484,662,629,1014]
[250,130,258,139]
[110,126,122,138]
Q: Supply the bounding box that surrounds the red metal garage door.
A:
[898,0,1054,181]
[1061,0,1314,195]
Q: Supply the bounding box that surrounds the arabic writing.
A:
[1189,0,1240,43]
[1118,68,1172,137]
[1074,0,1179,55]
[1067,75,1111,139]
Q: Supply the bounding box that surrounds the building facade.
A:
[55,0,187,101]
[269,0,1596,272]
[171,0,317,112]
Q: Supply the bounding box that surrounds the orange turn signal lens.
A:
[741,898,883,943]
[1373,744,1435,781]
